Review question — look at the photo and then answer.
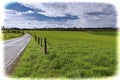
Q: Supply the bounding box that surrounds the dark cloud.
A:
[85,11,113,16]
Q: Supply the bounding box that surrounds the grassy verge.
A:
[3,33,23,40]
[0,33,3,41]
[11,31,117,78]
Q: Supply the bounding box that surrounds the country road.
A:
[4,34,31,73]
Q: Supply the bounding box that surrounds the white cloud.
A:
[24,10,34,14]
[4,9,64,28]
[16,10,34,15]
[21,2,116,17]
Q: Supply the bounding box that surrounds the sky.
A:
[4,2,117,28]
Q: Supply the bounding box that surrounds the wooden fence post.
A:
[44,38,47,54]
[34,35,37,42]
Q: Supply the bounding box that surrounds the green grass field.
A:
[3,33,23,40]
[11,31,117,78]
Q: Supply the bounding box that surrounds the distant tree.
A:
[2,26,5,30]
[10,27,20,30]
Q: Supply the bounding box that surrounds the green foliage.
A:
[11,31,117,78]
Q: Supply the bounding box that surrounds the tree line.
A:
[1,26,117,31]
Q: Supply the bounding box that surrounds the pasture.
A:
[2,33,23,40]
[11,31,117,78]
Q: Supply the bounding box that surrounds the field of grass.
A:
[3,33,23,40]
[11,31,117,78]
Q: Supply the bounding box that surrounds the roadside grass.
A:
[3,33,23,40]
[11,31,117,78]
[0,33,3,41]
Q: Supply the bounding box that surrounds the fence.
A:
[3,30,47,54]
[34,35,47,54]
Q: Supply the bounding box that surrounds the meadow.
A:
[11,31,117,78]
[3,33,23,40]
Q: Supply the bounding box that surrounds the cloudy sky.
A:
[4,2,117,28]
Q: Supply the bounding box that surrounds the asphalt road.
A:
[4,34,31,73]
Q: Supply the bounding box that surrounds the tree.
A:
[2,26,5,30]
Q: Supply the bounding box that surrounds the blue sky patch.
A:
[5,2,34,12]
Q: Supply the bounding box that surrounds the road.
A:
[4,34,31,73]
